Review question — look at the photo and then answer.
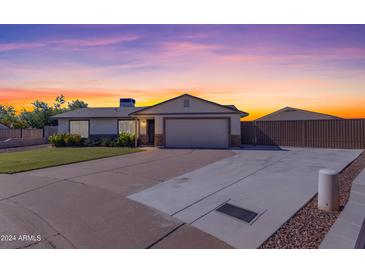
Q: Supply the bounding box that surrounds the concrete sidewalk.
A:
[129,147,363,248]
[320,169,365,249]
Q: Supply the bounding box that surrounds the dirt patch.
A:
[260,150,365,249]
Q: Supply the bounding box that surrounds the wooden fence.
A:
[0,128,54,141]
[241,119,365,149]
[43,126,58,138]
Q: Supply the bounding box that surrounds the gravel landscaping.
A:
[260,150,365,249]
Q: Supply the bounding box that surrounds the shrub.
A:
[100,138,113,147]
[64,134,82,146]
[81,138,94,147]
[49,133,135,147]
[48,134,65,147]
[48,133,82,147]
[117,132,135,147]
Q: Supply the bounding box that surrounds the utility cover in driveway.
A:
[165,118,229,148]
[216,203,258,223]
[128,148,363,248]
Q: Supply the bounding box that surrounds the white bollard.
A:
[318,169,339,212]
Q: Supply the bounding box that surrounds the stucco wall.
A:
[58,119,69,134]
[90,118,118,135]
[58,118,119,136]
[139,119,147,135]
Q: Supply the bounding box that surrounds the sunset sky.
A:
[0,24,364,120]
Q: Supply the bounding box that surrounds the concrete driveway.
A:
[130,147,363,248]
[0,149,233,249]
[0,147,362,249]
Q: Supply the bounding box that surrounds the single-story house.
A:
[255,106,342,121]
[0,122,9,129]
[52,94,248,148]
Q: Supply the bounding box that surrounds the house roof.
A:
[130,94,249,117]
[255,106,342,121]
[223,104,241,112]
[52,94,249,119]
[0,122,9,129]
[52,107,146,119]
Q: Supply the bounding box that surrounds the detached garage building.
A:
[255,106,342,121]
[53,94,248,148]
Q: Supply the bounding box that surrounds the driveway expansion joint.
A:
[145,223,185,249]
[190,199,231,224]
[57,149,196,181]
[0,179,64,202]
[171,149,303,216]
[7,199,76,249]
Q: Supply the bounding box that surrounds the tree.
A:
[20,102,53,128]
[0,105,26,128]
[2,95,88,128]
[20,95,67,128]
[53,94,65,109]
[68,99,88,111]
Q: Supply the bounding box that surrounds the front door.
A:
[147,120,155,145]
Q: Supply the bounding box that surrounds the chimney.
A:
[120,98,136,108]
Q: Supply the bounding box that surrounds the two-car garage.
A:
[164,118,230,148]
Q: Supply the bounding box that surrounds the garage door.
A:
[165,118,229,148]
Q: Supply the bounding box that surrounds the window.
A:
[118,120,136,134]
[70,121,89,138]
[184,99,190,107]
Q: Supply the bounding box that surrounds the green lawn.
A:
[0,147,143,174]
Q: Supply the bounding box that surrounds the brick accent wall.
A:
[154,134,164,147]
[230,135,241,147]
[138,134,148,146]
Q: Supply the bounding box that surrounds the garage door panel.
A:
[165,119,229,148]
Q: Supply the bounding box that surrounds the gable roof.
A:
[52,107,145,119]
[130,94,249,117]
[255,106,342,121]
[52,93,249,119]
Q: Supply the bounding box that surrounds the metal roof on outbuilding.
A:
[255,106,342,121]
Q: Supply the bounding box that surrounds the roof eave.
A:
[130,94,249,116]
[51,115,132,119]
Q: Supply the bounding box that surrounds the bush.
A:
[48,133,82,147]
[64,134,82,146]
[100,138,113,147]
[49,133,136,147]
[81,138,95,147]
[117,132,135,147]
[81,137,112,147]
[48,134,65,147]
